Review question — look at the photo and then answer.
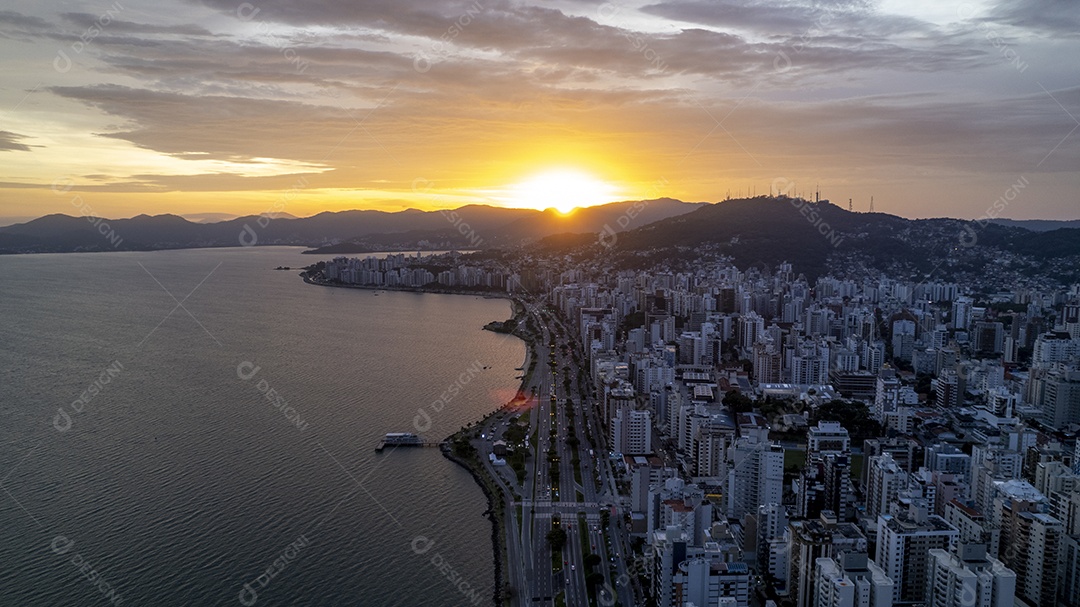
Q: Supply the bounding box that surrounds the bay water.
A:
[0,246,523,606]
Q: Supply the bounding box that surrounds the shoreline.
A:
[301,273,512,300]
[440,297,534,607]
[441,445,506,607]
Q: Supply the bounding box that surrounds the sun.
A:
[506,169,621,214]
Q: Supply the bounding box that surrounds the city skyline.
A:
[1,0,1078,222]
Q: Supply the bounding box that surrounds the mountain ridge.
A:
[565,196,1080,284]
[0,199,706,254]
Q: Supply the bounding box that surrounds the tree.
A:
[722,389,754,414]
[584,553,601,570]
[810,400,882,442]
[547,527,567,551]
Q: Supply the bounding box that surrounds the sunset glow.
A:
[502,170,623,214]
[0,0,1076,223]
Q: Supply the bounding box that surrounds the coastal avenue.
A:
[471,297,640,607]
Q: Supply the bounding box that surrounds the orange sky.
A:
[1,1,1078,222]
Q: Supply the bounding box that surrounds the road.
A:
[469,298,642,607]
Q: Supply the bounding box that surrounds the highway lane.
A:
[552,310,638,607]
[482,299,644,607]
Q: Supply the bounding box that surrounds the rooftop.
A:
[994,479,1047,503]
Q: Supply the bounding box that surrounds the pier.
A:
[374,440,444,452]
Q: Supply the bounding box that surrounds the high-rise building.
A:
[789,513,868,607]
[1063,303,1080,338]
[739,312,765,352]
[934,371,960,408]
[864,437,917,487]
[995,489,1063,607]
[653,527,750,607]
[808,421,851,458]
[605,383,636,427]
[1062,534,1080,606]
[951,297,973,332]
[1035,366,1080,428]
[943,500,998,556]
[611,406,652,455]
[925,443,971,485]
[875,503,959,604]
[627,455,678,514]
[753,338,783,384]
[726,437,784,520]
[800,422,853,520]
[1032,331,1079,366]
[692,418,731,480]
[648,478,713,546]
[823,454,855,520]
[813,552,893,607]
[865,341,885,375]
[873,368,918,424]
[925,544,1015,607]
[891,319,916,363]
[792,339,830,385]
[972,322,1004,356]
[673,556,750,607]
[757,504,789,591]
[867,454,905,520]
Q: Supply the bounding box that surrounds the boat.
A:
[382,432,423,445]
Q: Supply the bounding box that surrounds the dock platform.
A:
[375,440,443,452]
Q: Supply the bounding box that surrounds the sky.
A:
[0,0,1077,222]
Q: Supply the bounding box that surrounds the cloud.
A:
[0,131,33,152]
[640,0,928,37]
[1,0,1077,219]
[0,10,51,30]
[60,12,217,36]
[48,84,359,165]
[988,0,1080,37]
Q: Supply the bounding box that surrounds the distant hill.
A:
[573,196,1080,283]
[0,216,38,227]
[0,199,704,254]
[988,218,1080,232]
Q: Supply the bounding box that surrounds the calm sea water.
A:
[0,246,524,606]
